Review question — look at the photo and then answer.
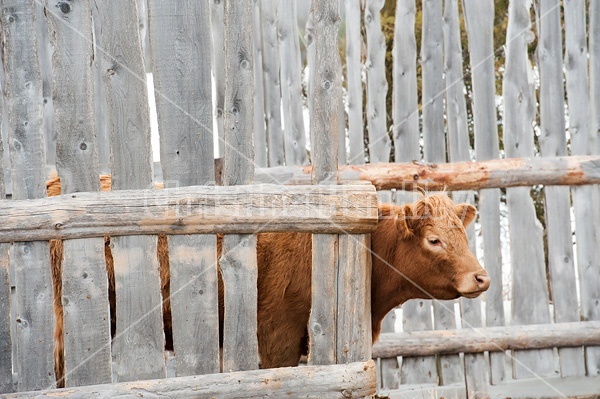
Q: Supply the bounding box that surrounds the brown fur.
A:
[48,174,488,384]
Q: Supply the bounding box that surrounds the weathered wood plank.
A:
[0,184,378,242]
[564,0,600,376]
[3,360,377,399]
[536,0,585,378]
[462,0,506,385]
[45,0,112,387]
[210,0,225,159]
[373,321,600,358]
[146,0,218,377]
[260,0,284,167]
[0,140,11,393]
[278,0,308,166]
[336,234,372,364]
[307,0,341,368]
[377,312,399,390]
[421,0,445,164]
[392,0,420,163]
[504,0,555,378]
[221,0,258,372]
[253,155,600,189]
[344,0,364,165]
[1,1,55,391]
[35,1,54,170]
[399,300,437,385]
[364,0,390,163]
[252,0,267,167]
[96,0,166,381]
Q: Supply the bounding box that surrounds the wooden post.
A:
[344,0,364,165]
[147,0,219,377]
[504,0,555,378]
[260,0,284,167]
[95,0,166,382]
[278,0,308,166]
[45,0,112,386]
[1,1,55,391]
[221,0,259,372]
[252,0,267,167]
[392,0,420,163]
[210,0,225,159]
[564,0,600,376]
[364,0,390,163]
[0,112,12,393]
[536,0,585,377]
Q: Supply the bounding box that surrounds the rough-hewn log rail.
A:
[372,321,600,358]
[1,360,376,399]
[253,155,600,190]
[0,184,378,243]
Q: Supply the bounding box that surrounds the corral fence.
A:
[0,0,600,398]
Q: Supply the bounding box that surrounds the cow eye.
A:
[428,238,442,246]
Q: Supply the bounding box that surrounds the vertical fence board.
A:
[45,0,112,386]
[1,1,55,391]
[564,0,600,376]
[0,132,11,393]
[536,0,585,378]
[147,0,219,377]
[364,0,390,163]
[344,0,364,165]
[96,0,166,382]
[443,0,484,395]
[261,0,284,167]
[221,0,259,372]
[592,1,600,156]
[308,0,341,367]
[393,0,420,163]
[278,0,308,166]
[252,0,267,167]
[504,0,555,379]
[421,0,446,164]
[210,0,225,159]
[462,0,507,385]
[35,2,54,170]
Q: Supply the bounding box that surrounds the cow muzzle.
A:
[458,270,490,298]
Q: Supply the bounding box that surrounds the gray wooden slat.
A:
[564,0,600,376]
[136,0,150,71]
[433,0,472,395]
[462,0,506,385]
[252,0,267,168]
[146,0,219,377]
[364,0,390,163]
[210,0,225,159]
[344,0,364,165]
[308,0,341,367]
[260,0,284,167]
[337,95,347,165]
[278,0,308,166]
[401,0,444,387]
[1,1,55,390]
[44,0,111,387]
[503,0,555,378]
[421,0,445,164]
[0,133,12,393]
[90,3,110,174]
[35,1,54,170]
[392,0,420,163]
[592,1,600,157]
[221,0,259,372]
[536,0,585,378]
[95,0,166,382]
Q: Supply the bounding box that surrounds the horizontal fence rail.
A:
[1,360,377,399]
[372,321,600,358]
[0,184,378,242]
[254,155,600,190]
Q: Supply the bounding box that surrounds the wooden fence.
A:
[1,0,600,398]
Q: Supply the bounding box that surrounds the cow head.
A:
[372,194,490,313]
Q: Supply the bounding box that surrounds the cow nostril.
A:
[474,273,490,288]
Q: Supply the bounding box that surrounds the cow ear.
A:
[455,204,477,227]
[395,204,415,238]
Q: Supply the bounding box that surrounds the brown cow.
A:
[48,175,489,384]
